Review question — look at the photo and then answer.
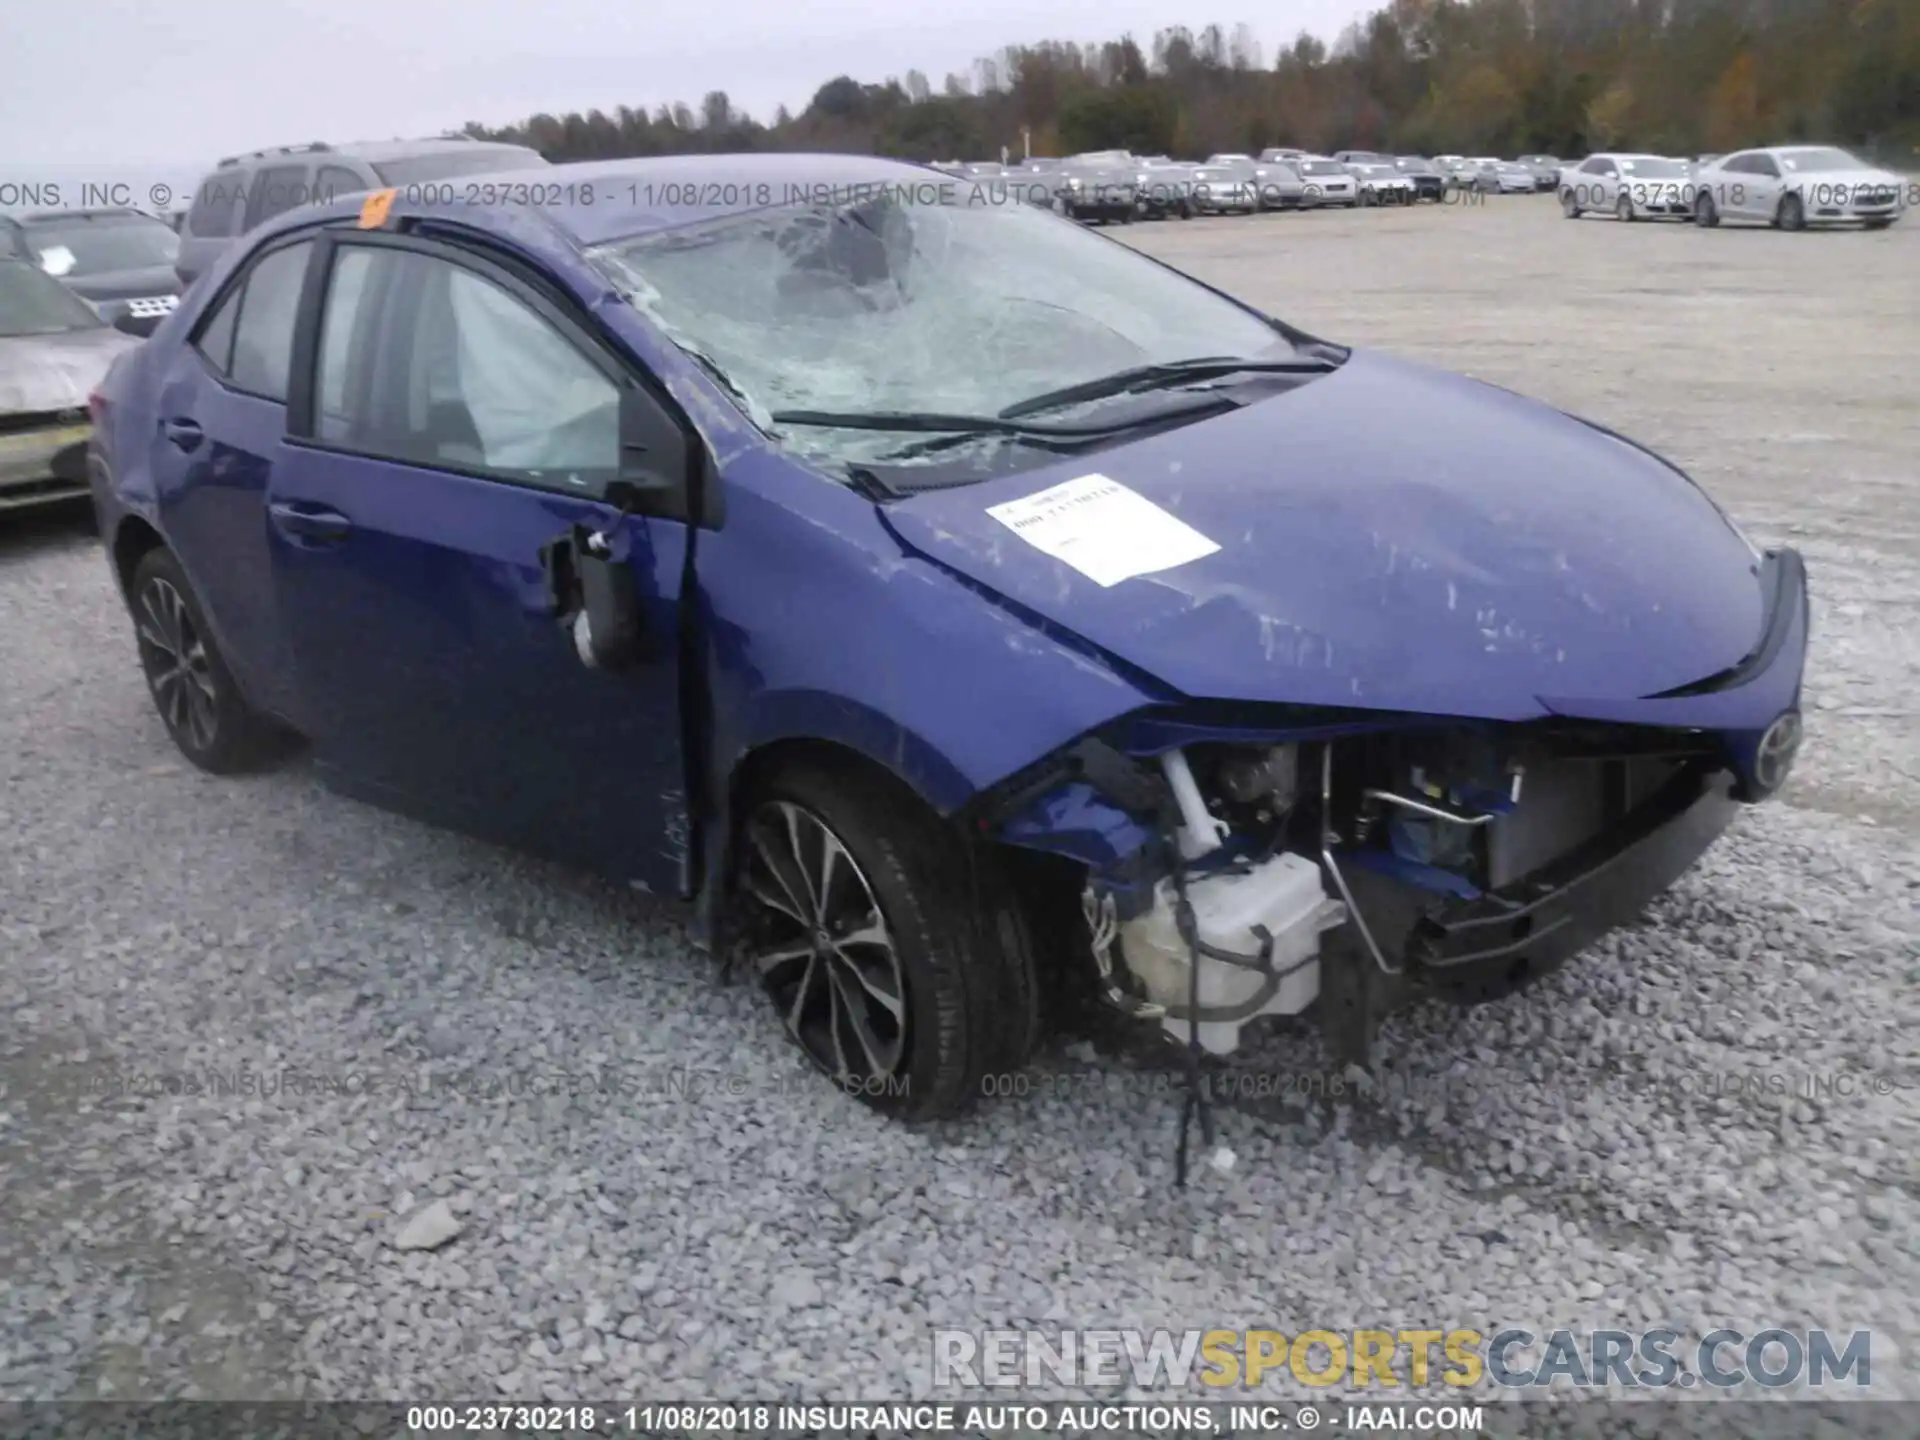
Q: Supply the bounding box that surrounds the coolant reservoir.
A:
[1116,853,1346,1055]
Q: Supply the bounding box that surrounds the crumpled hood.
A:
[0,327,141,415]
[880,349,1766,722]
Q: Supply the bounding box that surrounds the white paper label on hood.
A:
[985,474,1220,588]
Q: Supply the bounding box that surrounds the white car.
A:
[1691,146,1905,230]
[1473,160,1540,195]
[1348,162,1417,205]
[1289,156,1359,207]
[1559,153,1694,220]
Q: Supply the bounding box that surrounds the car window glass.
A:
[247,164,313,229]
[194,286,242,373]
[314,166,372,207]
[229,240,312,400]
[187,175,244,238]
[315,247,378,436]
[1753,155,1781,178]
[319,247,619,490]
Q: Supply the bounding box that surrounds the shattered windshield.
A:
[588,190,1294,472]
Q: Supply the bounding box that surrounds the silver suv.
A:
[174,135,547,289]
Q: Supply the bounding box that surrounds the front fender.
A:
[687,448,1165,934]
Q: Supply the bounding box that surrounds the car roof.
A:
[249,152,949,251]
[215,136,537,171]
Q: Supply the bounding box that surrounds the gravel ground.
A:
[2,196,1916,1410]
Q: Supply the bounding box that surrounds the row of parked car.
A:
[928,149,1566,222]
[933,144,1910,231]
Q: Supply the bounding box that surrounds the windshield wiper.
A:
[770,391,1231,440]
[997,353,1340,420]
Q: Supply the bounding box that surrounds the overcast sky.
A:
[2,0,1374,178]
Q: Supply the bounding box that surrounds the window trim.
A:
[284,227,716,526]
[187,231,322,402]
[245,162,317,232]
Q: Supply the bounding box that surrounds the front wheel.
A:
[1561,187,1582,218]
[1616,192,1636,222]
[128,548,290,774]
[1775,193,1806,231]
[733,764,1041,1120]
[1695,191,1720,228]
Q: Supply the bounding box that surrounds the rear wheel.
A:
[733,763,1041,1120]
[128,548,289,774]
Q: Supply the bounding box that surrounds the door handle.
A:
[161,417,203,452]
[268,500,354,543]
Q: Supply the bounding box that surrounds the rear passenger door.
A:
[265,231,698,894]
[149,235,317,719]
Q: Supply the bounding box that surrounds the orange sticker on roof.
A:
[357,189,396,229]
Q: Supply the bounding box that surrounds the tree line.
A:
[465,0,1919,165]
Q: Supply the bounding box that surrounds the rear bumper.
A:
[1404,763,1739,995]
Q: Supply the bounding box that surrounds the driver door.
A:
[265,230,697,894]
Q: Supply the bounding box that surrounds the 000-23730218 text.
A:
[404,1402,1489,1433]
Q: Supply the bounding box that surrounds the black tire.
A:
[1776,193,1805,231]
[1177,198,1192,220]
[127,547,288,774]
[1616,192,1636,222]
[732,761,1041,1121]
[1695,191,1719,228]
[1359,188,1376,207]
[1561,187,1582,219]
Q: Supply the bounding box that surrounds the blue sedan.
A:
[86,153,1808,1123]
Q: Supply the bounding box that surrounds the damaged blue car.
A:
[88,154,1808,1125]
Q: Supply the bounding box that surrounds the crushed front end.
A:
[975,700,1801,1070]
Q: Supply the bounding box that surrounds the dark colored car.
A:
[174,135,548,290]
[3,208,183,337]
[1516,155,1565,192]
[0,258,142,512]
[89,153,1809,1122]
[1392,157,1448,202]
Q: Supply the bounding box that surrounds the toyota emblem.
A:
[1752,710,1803,793]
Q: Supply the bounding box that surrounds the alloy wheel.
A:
[134,577,218,752]
[741,800,908,1086]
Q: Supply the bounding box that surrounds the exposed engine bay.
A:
[985,715,1741,1068]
